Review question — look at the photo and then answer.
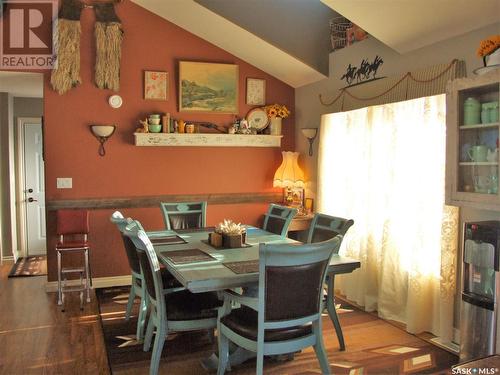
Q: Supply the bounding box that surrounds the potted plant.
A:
[477,35,500,67]
[265,104,290,135]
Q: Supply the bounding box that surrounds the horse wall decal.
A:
[340,55,384,86]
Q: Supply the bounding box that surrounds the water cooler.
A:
[460,221,500,362]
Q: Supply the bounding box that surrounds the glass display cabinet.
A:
[446,70,500,210]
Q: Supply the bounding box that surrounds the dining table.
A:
[149,226,361,370]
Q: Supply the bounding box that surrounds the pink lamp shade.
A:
[273,151,305,188]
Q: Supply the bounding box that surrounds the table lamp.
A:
[273,151,305,207]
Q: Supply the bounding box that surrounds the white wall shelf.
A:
[134,133,283,147]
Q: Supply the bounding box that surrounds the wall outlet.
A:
[56,177,72,189]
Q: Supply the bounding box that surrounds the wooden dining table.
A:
[150,226,361,369]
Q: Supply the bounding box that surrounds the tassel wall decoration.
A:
[50,0,83,95]
[94,3,123,91]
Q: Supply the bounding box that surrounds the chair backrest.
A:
[307,213,354,245]
[123,220,164,310]
[262,204,297,237]
[258,236,342,323]
[160,201,207,230]
[110,211,141,275]
[56,209,89,235]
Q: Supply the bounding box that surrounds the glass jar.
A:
[489,102,499,123]
[463,97,481,125]
[481,103,490,124]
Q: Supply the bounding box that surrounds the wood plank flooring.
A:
[0,261,109,374]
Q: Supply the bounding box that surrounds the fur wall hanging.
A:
[94,3,123,91]
[50,0,83,95]
[50,0,123,95]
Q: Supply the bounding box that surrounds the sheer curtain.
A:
[318,95,459,341]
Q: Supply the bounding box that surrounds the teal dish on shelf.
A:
[148,124,162,133]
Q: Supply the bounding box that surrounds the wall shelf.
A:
[134,133,283,147]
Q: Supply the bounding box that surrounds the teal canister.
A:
[489,102,499,123]
[481,103,490,124]
[463,97,481,125]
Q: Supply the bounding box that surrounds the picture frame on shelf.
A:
[179,61,238,114]
[144,71,168,100]
[246,78,266,105]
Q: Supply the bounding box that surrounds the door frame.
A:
[15,117,44,258]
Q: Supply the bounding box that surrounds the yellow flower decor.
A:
[265,104,290,119]
[477,35,500,57]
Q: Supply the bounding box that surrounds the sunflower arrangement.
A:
[477,35,500,58]
[265,104,290,119]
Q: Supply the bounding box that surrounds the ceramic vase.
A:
[269,117,282,135]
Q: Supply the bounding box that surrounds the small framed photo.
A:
[305,198,314,214]
[144,71,168,100]
[246,78,266,106]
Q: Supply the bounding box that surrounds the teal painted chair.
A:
[307,213,354,351]
[262,204,298,237]
[123,220,222,375]
[110,211,183,342]
[160,201,207,230]
[217,236,342,375]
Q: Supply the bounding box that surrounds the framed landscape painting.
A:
[179,61,238,114]
[144,71,168,100]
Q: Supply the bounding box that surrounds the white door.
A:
[23,121,46,255]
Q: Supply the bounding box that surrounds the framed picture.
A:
[144,71,168,100]
[246,78,265,105]
[179,61,238,114]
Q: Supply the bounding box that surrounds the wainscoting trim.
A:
[46,192,282,211]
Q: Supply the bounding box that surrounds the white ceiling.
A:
[321,0,500,54]
[131,0,326,88]
[0,72,44,97]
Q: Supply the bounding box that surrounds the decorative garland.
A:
[319,59,460,108]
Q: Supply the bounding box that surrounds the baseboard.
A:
[45,275,132,293]
[2,256,14,262]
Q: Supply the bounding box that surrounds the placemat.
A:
[150,235,187,246]
[201,239,252,250]
[164,249,216,264]
[175,226,216,234]
[223,260,259,274]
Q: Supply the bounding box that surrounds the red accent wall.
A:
[39,2,294,280]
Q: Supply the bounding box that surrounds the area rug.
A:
[96,286,458,374]
[8,256,47,277]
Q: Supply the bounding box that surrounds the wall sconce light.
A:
[90,125,116,156]
[273,151,305,207]
[301,127,318,156]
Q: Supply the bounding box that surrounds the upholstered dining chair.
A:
[307,212,354,351]
[262,203,298,237]
[123,220,222,375]
[110,211,183,341]
[217,236,342,375]
[160,201,207,230]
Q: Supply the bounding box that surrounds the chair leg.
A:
[84,249,91,303]
[256,351,264,375]
[57,251,62,306]
[217,330,229,375]
[137,289,148,341]
[125,280,135,321]
[326,274,345,351]
[149,321,166,375]
[143,311,155,352]
[313,321,331,375]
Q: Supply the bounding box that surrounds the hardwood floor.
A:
[0,261,109,374]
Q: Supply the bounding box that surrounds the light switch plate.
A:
[57,177,72,189]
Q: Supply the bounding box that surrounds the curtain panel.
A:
[318,95,459,342]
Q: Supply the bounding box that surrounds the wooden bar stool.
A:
[56,209,92,310]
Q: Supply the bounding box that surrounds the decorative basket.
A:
[329,16,352,51]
